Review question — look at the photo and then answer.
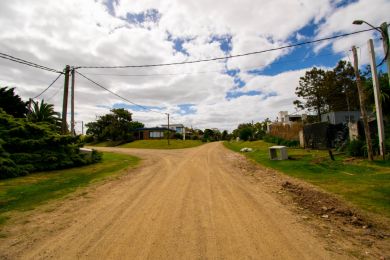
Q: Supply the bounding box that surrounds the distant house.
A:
[321,111,360,124]
[277,111,306,125]
[132,127,175,140]
[161,124,185,135]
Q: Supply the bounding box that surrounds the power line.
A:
[46,82,64,102]
[76,28,376,69]
[33,73,63,99]
[0,52,63,74]
[76,71,166,115]
[81,51,340,78]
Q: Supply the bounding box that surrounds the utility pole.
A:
[167,113,170,145]
[81,121,84,135]
[70,68,75,136]
[61,65,70,134]
[352,46,373,160]
[368,39,386,159]
[380,22,390,88]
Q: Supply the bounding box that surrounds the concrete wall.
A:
[321,111,360,124]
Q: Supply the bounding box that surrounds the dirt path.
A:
[1,142,353,259]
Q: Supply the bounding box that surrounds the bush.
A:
[263,135,299,147]
[346,139,365,157]
[174,133,183,139]
[0,109,102,179]
[82,134,95,143]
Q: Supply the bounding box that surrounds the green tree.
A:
[294,67,327,121]
[331,60,359,112]
[232,123,254,141]
[221,130,229,140]
[86,108,144,143]
[0,87,28,118]
[28,99,61,126]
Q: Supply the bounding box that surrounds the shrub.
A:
[346,140,365,157]
[0,109,101,179]
[263,134,299,147]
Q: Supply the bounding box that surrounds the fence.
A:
[302,122,348,149]
[269,123,302,141]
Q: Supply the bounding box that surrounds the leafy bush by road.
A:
[0,109,101,179]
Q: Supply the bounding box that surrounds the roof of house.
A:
[161,124,184,127]
[131,127,175,132]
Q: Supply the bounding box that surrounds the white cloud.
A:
[0,0,386,133]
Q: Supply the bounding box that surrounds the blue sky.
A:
[0,0,388,131]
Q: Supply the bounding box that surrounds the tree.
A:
[221,130,229,140]
[0,87,28,118]
[294,61,359,121]
[232,123,254,141]
[86,108,144,143]
[294,67,327,121]
[362,68,390,117]
[331,60,359,112]
[28,99,61,127]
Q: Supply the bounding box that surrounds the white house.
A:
[161,124,186,140]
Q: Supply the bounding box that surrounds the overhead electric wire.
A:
[32,73,63,99]
[46,82,64,102]
[0,52,63,74]
[76,27,376,69]
[81,51,339,78]
[76,71,166,115]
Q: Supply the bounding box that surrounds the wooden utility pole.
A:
[352,46,373,160]
[368,39,386,159]
[70,68,75,136]
[61,65,70,134]
[167,113,170,145]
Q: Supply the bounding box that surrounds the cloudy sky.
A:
[0,0,389,132]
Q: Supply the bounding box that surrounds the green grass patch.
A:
[118,139,204,149]
[0,152,139,224]
[224,140,390,218]
[87,140,123,147]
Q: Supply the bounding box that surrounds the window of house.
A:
[149,131,163,138]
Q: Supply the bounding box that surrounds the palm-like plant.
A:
[28,99,61,125]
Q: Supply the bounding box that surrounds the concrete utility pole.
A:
[380,22,390,88]
[352,46,373,160]
[70,68,75,136]
[368,39,386,159]
[61,65,70,134]
[353,20,390,87]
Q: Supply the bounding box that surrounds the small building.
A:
[161,124,185,135]
[277,111,306,125]
[321,111,360,124]
[132,127,175,140]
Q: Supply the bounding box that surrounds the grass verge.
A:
[0,152,139,225]
[87,140,123,147]
[224,140,390,218]
[118,139,203,149]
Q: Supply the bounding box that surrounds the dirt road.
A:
[2,142,346,259]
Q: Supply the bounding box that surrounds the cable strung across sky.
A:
[76,71,166,115]
[0,52,63,74]
[33,73,63,99]
[75,27,377,69]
